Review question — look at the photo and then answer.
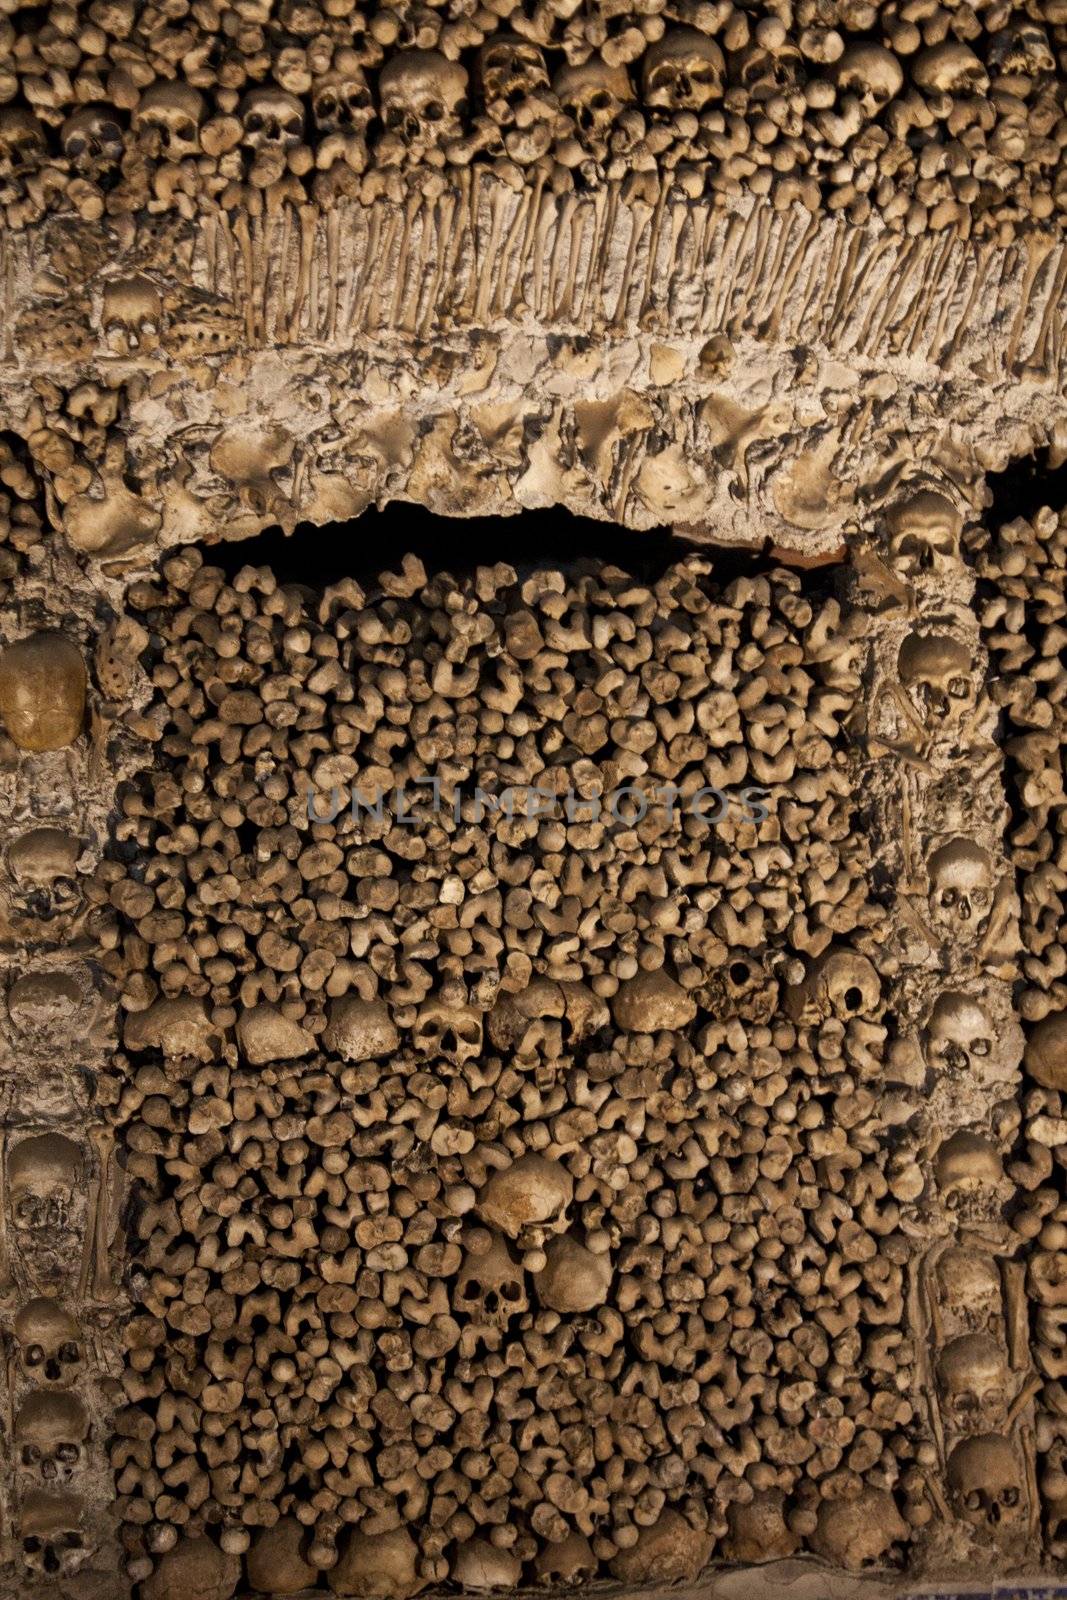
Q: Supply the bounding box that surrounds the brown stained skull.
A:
[835,45,903,120]
[947,1434,1026,1533]
[379,51,468,157]
[102,277,162,357]
[783,946,881,1026]
[928,839,995,935]
[478,36,551,119]
[937,1333,1010,1435]
[898,634,975,725]
[924,992,994,1079]
[19,1490,85,1578]
[8,969,88,1044]
[9,1133,81,1237]
[133,82,206,160]
[15,1391,89,1484]
[312,68,374,136]
[642,29,725,112]
[736,40,803,98]
[886,490,963,576]
[0,633,86,752]
[934,1130,1008,1225]
[936,1247,1003,1335]
[14,1298,83,1386]
[60,105,125,177]
[6,828,82,926]
[239,88,306,154]
[454,1233,529,1334]
[477,1154,573,1249]
[413,984,483,1067]
[0,108,46,182]
[553,57,634,155]
[988,24,1055,78]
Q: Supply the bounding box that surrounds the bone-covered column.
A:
[851,483,1039,1569]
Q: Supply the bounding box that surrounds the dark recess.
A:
[985,446,1067,529]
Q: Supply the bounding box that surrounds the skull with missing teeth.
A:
[14,1298,83,1386]
[554,57,634,159]
[379,51,468,163]
[934,1131,1008,1226]
[61,105,124,178]
[886,490,963,576]
[937,1247,1003,1337]
[948,1435,1026,1536]
[0,109,46,183]
[413,985,483,1068]
[9,1134,84,1288]
[102,276,162,357]
[937,1333,1010,1435]
[133,82,205,160]
[16,1392,89,1484]
[642,28,725,113]
[19,1491,85,1579]
[454,1233,528,1344]
[898,633,975,732]
[924,992,994,1080]
[477,36,554,163]
[477,1154,573,1251]
[928,839,995,937]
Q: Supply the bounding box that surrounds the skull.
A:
[140,1535,241,1600]
[311,68,374,136]
[723,1491,798,1564]
[452,1540,522,1591]
[835,45,903,120]
[8,969,87,1043]
[0,108,46,182]
[933,1130,1007,1224]
[477,1154,573,1248]
[0,633,86,752]
[735,41,803,98]
[19,1490,85,1578]
[247,1518,317,1595]
[928,839,995,934]
[703,954,780,1024]
[1024,1010,1067,1092]
[15,1391,89,1484]
[947,1434,1025,1532]
[379,51,469,157]
[609,1510,712,1585]
[478,36,550,116]
[209,426,295,522]
[6,828,82,925]
[124,994,216,1060]
[642,29,725,112]
[133,82,206,160]
[14,1298,83,1386]
[784,946,881,1026]
[413,984,483,1067]
[553,57,634,154]
[532,1531,599,1585]
[535,1234,611,1313]
[809,1490,908,1570]
[9,1133,81,1235]
[988,24,1055,79]
[936,1247,1003,1335]
[937,1333,1010,1434]
[886,490,963,576]
[454,1232,529,1334]
[924,992,994,1079]
[239,87,306,153]
[488,977,565,1060]
[102,276,162,357]
[611,968,696,1032]
[912,41,990,96]
[60,105,124,177]
[898,633,974,723]
[330,1526,419,1600]
[324,996,398,1062]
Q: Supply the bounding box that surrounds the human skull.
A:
[912,41,989,96]
[936,1247,1003,1335]
[324,996,398,1062]
[478,36,550,117]
[19,1490,85,1578]
[924,992,994,1079]
[6,828,82,925]
[609,1510,712,1584]
[554,57,634,153]
[928,839,995,933]
[0,108,46,182]
[124,994,216,1060]
[133,82,206,160]
[239,87,306,153]
[209,426,294,521]
[736,40,803,97]
[611,968,696,1032]
[141,1535,241,1600]
[1024,1010,1067,1092]
[809,1490,908,1569]
[835,45,903,119]
[723,1491,798,1564]
[988,24,1055,79]
[311,68,374,136]
[413,984,483,1067]
[488,977,565,1059]
[452,1540,522,1591]
[102,276,162,357]
[937,1334,1010,1434]
[9,1133,81,1235]
[379,51,468,156]
[642,29,725,112]
[329,1525,419,1599]
[60,105,124,177]
[15,1391,89,1484]
[933,1131,1006,1224]
[477,1154,573,1247]
[898,634,974,724]
[454,1233,529,1334]
[535,1234,611,1314]
[784,946,881,1026]
[8,969,87,1043]
[14,1298,83,1386]
[0,633,86,752]
[885,490,963,576]
[947,1434,1025,1532]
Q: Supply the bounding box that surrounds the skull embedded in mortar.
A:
[19,1491,86,1579]
[477,36,554,164]
[936,1333,1010,1435]
[927,839,996,937]
[378,51,469,164]
[102,276,162,357]
[923,992,995,1081]
[0,108,47,184]
[947,1434,1026,1537]
[886,489,963,576]
[553,56,635,161]
[14,1298,83,1386]
[15,1391,89,1484]
[0,633,86,752]
[60,105,125,178]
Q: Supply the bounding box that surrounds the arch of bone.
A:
[1,0,1067,1595]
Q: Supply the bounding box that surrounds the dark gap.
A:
[984,445,1067,530]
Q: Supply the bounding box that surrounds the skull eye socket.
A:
[59,1341,79,1362]
[65,134,87,156]
[729,960,750,986]
[940,888,957,906]
[246,113,263,133]
[460,1279,479,1299]
[56,1444,80,1463]
[23,1538,42,1555]
[964,1491,983,1512]
[589,90,612,111]
[842,985,863,1012]
[971,888,990,907]
[501,1281,522,1302]
[1001,1487,1019,1507]
[21,1445,40,1465]
[423,100,444,122]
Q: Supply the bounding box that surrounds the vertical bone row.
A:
[853,485,1038,1563]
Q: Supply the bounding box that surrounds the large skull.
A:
[553,58,634,155]
[0,108,46,182]
[133,82,206,160]
[933,1131,1007,1224]
[477,1154,572,1249]
[14,1298,83,1386]
[947,1435,1025,1532]
[928,839,995,934]
[477,36,553,163]
[15,1391,89,1484]
[809,1490,908,1570]
[898,634,974,725]
[784,946,881,1026]
[835,45,903,120]
[924,992,994,1079]
[379,51,468,158]
[988,24,1055,78]
[0,633,86,752]
[936,1247,1003,1336]
[9,1133,81,1236]
[239,87,306,153]
[413,984,483,1067]
[886,490,963,576]
[102,276,162,357]
[60,105,125,177]
[6,828,82,926]
[535,1234,611,1313]
[19,1490,85,1578]
[454,1232,529,1337]
[937,1334,1010,1434]
[141,1535,241,1600]
[642,29,725,112]
[311,67,374,136]
[324,996,398,1062]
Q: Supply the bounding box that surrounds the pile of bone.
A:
[968,501,1067,1559]
[102,546,921,1594]
[0,0,1064,239]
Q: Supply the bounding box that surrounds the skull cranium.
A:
[311,67,374,136]
[379,50,468,159]
[9,1133,81,1236]
[413,984,483,1067]
[898,633,974,724]
[60,105,125,177]
[642,29,725,113]
[454,1232,529,1337]
[15,1391,89,1484]
[14,1298,83,1386]
[928,839,995,934]
[102,276,162,357]
[133,82,206,160]
[0,633,86,752]
[886,490,963,575]
[239,87,306,153]
[19,1490,85,1578]
[553,57,634,156]
[936,1247,1003,1336]
[934,1130,1007,1224]
[947,1434,1025,1532]
[835,45,903,120]
[477,1154,573,1249]
[784,946,881,1026]
[937,1333,1010,1434]
[0,108,46,182]
[924,992,994,1079]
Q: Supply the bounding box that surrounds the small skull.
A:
[133,82,206,160]
[554,57,634,154]
[809,1490,908,1570]
[898,633,974,724]
[488,977,565,1061]
[784,946,881,1026]
[735,40,804,98]
[14,1298,83,1386]
[937,1334,1010,1435]
[912,41,989,97]
[6,828,82,925]
[9,1133,81,1235]
[102,276,162,357]
[936,1247,1003,1335]
[988,24,1055,79]
[15,1391,89,1484]
[19,1490,85,1578]
[209,425,295,521]
[454,1232,529,1335]
[532,1531,599,1586]
[477,1154,573,1249]
[311,67,374,136]
[835,45,903,120]
[0,108,46,182]
[924,992,994,1079]
[379,50,468,157]
[535,1234,611,1314]
[478,36,550,118]
[0,633,86,753]
[642,28,725,113]
[413,983,483,1067]
[60,105,125,177]
[886,490,963,575]
[934,1130,1007,1224]
[239,87,306,152]
[928,839,995,934]
[947,1434,1025,1532]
